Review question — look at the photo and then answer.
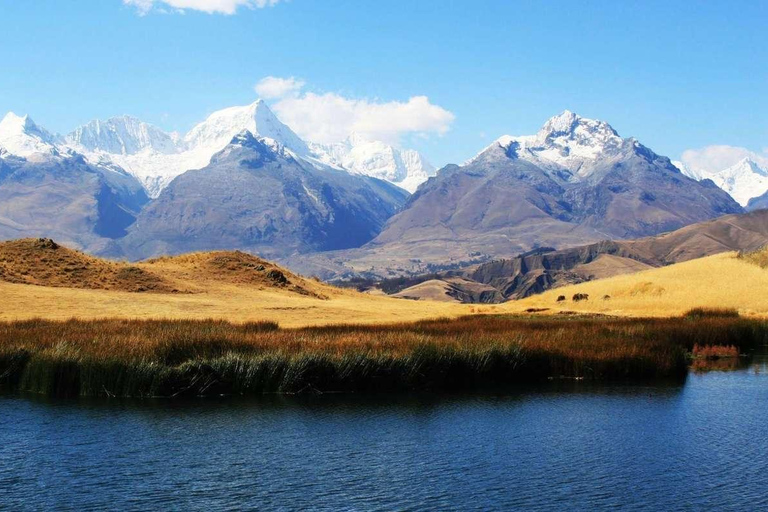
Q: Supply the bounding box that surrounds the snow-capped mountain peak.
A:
[1,101,434,196]
[474,111,628,178]
[535,110,618,144]
[66,115,177,155]
[529,111,624,174]
[63,100,313,198]
[0,112,60,157]
[730,157,768,178]
[713,158,768,206]
[183,99,309,156]
[676,157,768,206]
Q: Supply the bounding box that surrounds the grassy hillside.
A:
[0,239,479,327]
[511,250,768,318]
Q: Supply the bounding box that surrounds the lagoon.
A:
[2,356,768,510]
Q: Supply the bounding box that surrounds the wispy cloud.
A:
[681,145,768,173]
[254,76,305,100]
[256,76,455,146]
[123,0,282,15]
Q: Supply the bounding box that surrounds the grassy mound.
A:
[0,238,178,293]
[144,250,325,298]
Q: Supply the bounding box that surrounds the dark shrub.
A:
[684,308,739,319]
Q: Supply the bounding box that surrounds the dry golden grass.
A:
[0,238,484,327]
[5,238,768,327]
[510,251,768,318]
[0,280,481,327]
[739,245,768,269]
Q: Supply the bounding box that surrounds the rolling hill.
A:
[509,248,768,318]
[0,238,475,327]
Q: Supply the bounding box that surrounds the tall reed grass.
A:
[1,315,766,398]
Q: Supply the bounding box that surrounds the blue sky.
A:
[1,0,766,168]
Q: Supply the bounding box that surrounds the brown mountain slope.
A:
[393,209,768,302]
[292,112,741,281]
[621,209,768,262]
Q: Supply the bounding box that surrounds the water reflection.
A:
[2,355,767,510]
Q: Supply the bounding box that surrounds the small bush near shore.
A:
[692,344,739,360]
[1,315,766,398]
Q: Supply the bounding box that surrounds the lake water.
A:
[2,356,768,510]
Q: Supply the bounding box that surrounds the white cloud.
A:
[256,77,455,145]
[681,145,768,174]
[123,0,282,15]
[254,76,305,100]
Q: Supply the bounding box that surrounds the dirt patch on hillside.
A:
[0,238,180,293]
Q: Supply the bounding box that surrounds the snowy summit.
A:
[0,112,60,158]
[676,157,768,206]
[310,132,436,193]
[473,110,630,179]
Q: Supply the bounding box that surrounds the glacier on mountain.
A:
[675,157,768,206]
[309,133,436,193]
[67,115,178,156]
[0,112,62,157]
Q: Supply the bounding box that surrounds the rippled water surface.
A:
[2,357,768,510]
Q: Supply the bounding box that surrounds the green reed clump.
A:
[1,316,767,398]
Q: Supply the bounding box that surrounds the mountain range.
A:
[0,105,751,279]
[60,101,436,197]
[294,111,741,279]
